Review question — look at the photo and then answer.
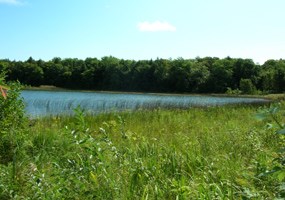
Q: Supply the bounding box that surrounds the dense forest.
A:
[0,56,285,94]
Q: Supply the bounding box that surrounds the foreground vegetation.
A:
[1,76,285,199]
[1,101,285,198]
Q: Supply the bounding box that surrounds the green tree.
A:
[167,58,192,92]
[274,67,285,92]
[260,59,285,93]
[239,78,256,94]
[204,59,234,93]
[188,63,210,92]
[7,62,44,86]
[232,59,259,89]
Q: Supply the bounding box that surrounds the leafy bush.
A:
[0,73,27,199]
[239,78,257,94]
[256,103,285,198]
[0,73,26,164]
[226,87,242,95]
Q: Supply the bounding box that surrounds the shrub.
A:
[0,73,27,199]
[226,87,242,95]
[0,73,26,164]
[256,103,285,198]
[239,78,257,94]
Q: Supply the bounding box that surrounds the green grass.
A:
[1,104,284,199]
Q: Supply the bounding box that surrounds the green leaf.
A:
[277,171,285,181]
[254,113,268,121]
[278,148,285,153]
[277,129,285,135]
[269,106,279,114]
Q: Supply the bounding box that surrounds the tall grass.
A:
[1,104,283,199]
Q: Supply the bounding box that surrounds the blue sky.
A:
[0,0,284,64]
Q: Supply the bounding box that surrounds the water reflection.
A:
[21,90,270,116]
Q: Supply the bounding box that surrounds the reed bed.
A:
[1,104,283,199]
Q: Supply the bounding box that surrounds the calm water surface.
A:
[21,90,270,116]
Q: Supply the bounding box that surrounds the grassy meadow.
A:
[1,101,285,199]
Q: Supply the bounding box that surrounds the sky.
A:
[0,0,284,64]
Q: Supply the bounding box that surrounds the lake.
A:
[21,90,270,116]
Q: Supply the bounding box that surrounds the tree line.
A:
[0,56,284,94]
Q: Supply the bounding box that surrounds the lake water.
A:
[21,90,270,116]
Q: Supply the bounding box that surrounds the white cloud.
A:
[138,21,176,32]
[0,0,22,5]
